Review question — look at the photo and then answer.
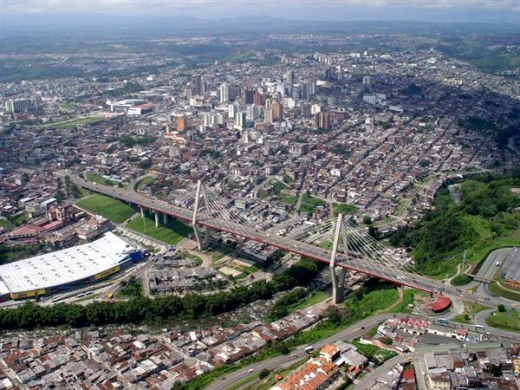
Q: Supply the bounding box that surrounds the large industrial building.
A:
[0,232,141,301]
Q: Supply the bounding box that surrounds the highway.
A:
[206,313,393,390]
[68,175,438,293]
[68,175,520,312]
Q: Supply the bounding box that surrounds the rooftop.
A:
[0,232,136,294]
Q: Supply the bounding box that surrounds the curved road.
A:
[206,313,394,390]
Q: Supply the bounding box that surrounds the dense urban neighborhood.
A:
[1,15,520,390]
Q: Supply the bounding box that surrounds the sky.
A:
[1,0,520,22]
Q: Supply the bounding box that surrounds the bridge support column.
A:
[192,180,210,250]
[140,207,145,219]
[330,213,346,304]
[155,211,160,228]
[163,213,168,225]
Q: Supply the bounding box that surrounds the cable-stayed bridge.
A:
[71,176,443,303]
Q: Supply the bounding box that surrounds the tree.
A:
[139,159,152,169]
[368,225,380,239]
[363,216,372,225]
[323,305,351,325]
[486,363,502,377]
[497,304,506,313]
[259,368,270,379]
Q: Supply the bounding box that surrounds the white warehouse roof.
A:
[0,232,136,295]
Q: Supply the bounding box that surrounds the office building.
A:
[264,108,274,124]
[229,102,239,119]
[5,98,33,113]
[228,85,241,101]
[235,112,247,130]
[219,83,229,103]
[176,115,188,132]
[253,92,264,106]
[192,75,202,96]
[272,102,283,122]
[245,89,255,105]
[314,112,331,130]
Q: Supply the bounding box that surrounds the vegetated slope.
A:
[390,171,520,277]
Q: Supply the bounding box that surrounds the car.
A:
[291,353,297,358]
[248,368,254,373]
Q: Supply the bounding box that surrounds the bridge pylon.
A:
[192,180,211,250]
[330,213,347,304]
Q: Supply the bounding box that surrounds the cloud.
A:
[1,0,520,14]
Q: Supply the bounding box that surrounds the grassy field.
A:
[351,341,397,363]
[485,309,520,332]
[179,251,203,266]
[345,287,400,319]
[280,194,298,207]
[488,281,520,302]
[0,219,12,231]
[76,195,135,224]
[85,172,122,187]
[298,194,327,215]
[289,290,331,312]
[52,116,106,130]
[451,301,491,324]
[126,216,192,245]
[137,176,156,189]
[270,180,288,193]
[12,214,28,226]
[333,203,358,217]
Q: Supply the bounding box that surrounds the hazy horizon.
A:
[2,0,520,24]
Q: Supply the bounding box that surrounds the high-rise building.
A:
[300,103,311,118]
[219,83,229,103]
[246,105,261,121]
[272,102,283,122]
[192,75,202,95]
[285,70,295,85]
[5,98,33,113]
[264,108,274,124]
[253,92,264,106]
[235,112,247,130]
[176,115,188,132]
[229,102,239,119]
[228,85,241,101]
[314,112,331,130]
[245,89,255,105]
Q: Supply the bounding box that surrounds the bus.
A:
[475,325,485,331]
[76,293,85,298]
[304,346,314,353]
[438,318,449,325]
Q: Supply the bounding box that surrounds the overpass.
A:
[70,175,442,303]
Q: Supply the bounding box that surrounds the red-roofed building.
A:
[272,358,340,390]
[402,368,415,382]
[429,295,452,313]
[320,344,340,362]
[6,224,44,241]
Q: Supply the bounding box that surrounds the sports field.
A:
[76,195,135,224]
